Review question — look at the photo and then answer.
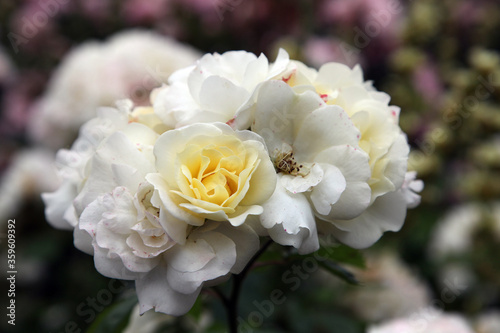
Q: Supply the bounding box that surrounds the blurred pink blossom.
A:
[320,0,402,27]
[8,1,69,56]
[412,61,444,104]
[303,36,362,68]
[121,0,171,24]
[0,48,15,85]
[453,0,486,27]
[318,0,403,66]
[78,0,112,22]
[0,70,46,137]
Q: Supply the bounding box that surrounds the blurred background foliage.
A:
[1,0,500,332]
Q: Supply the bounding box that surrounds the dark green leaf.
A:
[320,243,366,269]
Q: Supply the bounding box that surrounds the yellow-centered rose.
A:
[147,123,277,230]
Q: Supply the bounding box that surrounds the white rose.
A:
[273,59,409,203]
[43,102,132,231]
[47,113,269,315]
[153,49,289,128]
[261,60,418,249]
[146,122,278,229]
[28,30,201,149]
[43,100,168,231]
[246,81,371,254]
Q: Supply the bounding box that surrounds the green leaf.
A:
[320,243,366,269]
[86,293,138,333]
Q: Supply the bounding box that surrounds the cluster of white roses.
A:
[44,49,422,315]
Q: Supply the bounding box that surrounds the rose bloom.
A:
[242,80,371,254]
[28,30,201,149]
[151,49,421,252]
[44,97,276,314]
[42,99,159,231]
[146,122,277,228]
[232,54,421,250]
[153,49,289,128]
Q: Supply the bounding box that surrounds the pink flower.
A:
[0,70,46,137]
[303,36,362,68]
[121,0,171,24]
[412,61,444,105]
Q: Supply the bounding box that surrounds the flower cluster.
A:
[44,49,421,315]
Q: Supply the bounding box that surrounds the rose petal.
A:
[260,179,319,254]
[322,190,407,249]
[137,265,201,316]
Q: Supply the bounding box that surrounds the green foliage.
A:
[285,242,365,285]
[322,243,366,269]
[86,293,138,333]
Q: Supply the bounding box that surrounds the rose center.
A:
[174,136,257,210]
[274,150,309,176]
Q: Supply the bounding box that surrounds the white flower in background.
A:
[28,30,201,149]
[427,202,500,292]
[428,203,483,259]
[247,80,371,253]
[0,149,59,221]
[428,202,500,259]
[342,252,432,322]
[475,311,500,333]
[153,49,289,128]
[367,310,475,333]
